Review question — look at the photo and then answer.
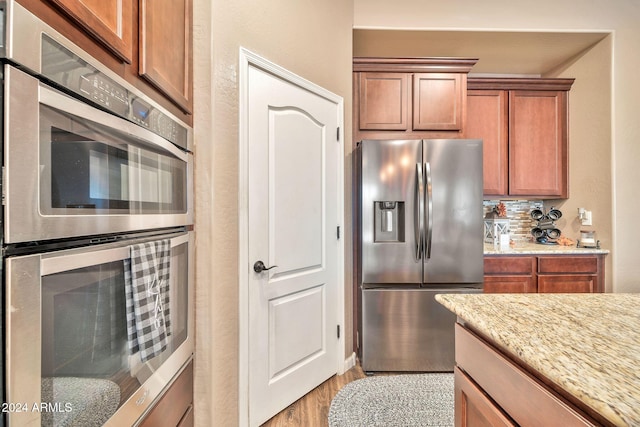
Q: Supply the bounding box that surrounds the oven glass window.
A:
[40,105,187,215]
[40,242,189,426]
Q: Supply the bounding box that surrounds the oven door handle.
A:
[38,84,189,161]
[40,232,191,276]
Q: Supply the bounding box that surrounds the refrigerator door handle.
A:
[425,162,433,259]
[415,162,424,260]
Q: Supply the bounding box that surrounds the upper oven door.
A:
[3,65,194,244]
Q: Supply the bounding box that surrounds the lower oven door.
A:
[5,230,194,426]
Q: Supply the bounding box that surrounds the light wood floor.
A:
[260,363,367,427]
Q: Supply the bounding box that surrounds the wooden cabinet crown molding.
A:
[354,57,478,73]
[468,77,575,91]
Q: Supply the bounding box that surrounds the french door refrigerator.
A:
[359,139,484,372]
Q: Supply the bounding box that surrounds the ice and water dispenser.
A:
[374,201,405,242]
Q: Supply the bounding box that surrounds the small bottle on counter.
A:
[499,232,511,251]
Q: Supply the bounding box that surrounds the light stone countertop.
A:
[435,293,640,426]
[484,241,610,255]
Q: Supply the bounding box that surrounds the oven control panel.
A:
[40,34,189,151]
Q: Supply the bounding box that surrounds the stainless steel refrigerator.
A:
[359,139,484,372]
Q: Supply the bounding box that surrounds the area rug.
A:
[328,373,454,427]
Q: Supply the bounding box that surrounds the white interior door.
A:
[246,61,342,426]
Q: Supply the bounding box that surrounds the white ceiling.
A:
[353,30,610,76]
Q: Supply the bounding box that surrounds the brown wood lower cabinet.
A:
[483,256,536,293]
[483,254,605,293]
[455,367,515,427]
[455,324,601,426]
[483,275,537,293]
[139,361,194,427]
[537,275,597,293]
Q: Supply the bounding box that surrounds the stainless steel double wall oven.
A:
[1,2,194,426]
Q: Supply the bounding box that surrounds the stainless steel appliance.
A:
[359,139,484,372]
[6,230,194,426]
[1,2,193,244]
[1,2,194,426]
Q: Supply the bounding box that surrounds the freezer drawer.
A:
[361,287,481,372]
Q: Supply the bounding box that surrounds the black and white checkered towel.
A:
[124,239,171,362]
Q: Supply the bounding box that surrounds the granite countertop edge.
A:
[436,293,639,427]
[484,242,610,255]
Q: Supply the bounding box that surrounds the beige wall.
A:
[193,0,354,425]
[355,0,640,293]
[192,0,638,424]
[546,36,613,291]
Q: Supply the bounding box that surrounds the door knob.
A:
[253,260,277,273]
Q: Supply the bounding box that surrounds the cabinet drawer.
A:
[483,275,536,293]
[538,256,597,274]
[455,324,598,426]
[139,361,193,427]
[484,256,534,274]
[538,275,596,293]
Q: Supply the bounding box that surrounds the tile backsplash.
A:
[483,200,544,239]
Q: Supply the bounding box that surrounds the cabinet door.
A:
[139,362,193,427]
[46,0,133,63]
[467,90,508,196]
[455,367,516,427]
[538,275,597,293]
[509,90,568,198]
[139,0,193,114]
[484,275,536,293]
[358,72,409,130]
[537,256,602,293]
[413,73,464,130]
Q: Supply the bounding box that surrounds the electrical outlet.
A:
[581,211,592,226]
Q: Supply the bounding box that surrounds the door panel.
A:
[269,286,324,378]
[466,90,509,196]
[413,73,463,130]
[423,139,484,285]
[361,287,481,372]
[139,0,193,113]
[271,110,323,273]
[247,64,339,426]
[361,139,422,284]
[358,73,409,130]
[509,90,568,197]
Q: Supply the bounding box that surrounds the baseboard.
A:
[343,352,356,372]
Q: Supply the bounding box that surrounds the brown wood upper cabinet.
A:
[353,57,477,142]
[46,0,134,63]
[139,0,193,113]
[358,72,410,130]
[40,0,193,115]
[413,73,464,131]
[467,78,574,199]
